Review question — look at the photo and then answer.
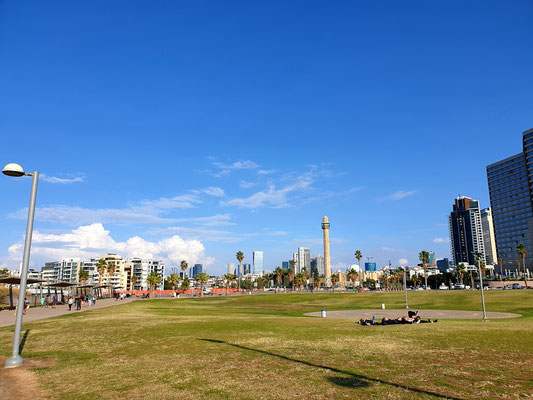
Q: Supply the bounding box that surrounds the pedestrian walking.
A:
[68,297,74,311]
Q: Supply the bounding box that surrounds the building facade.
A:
[252,251,263,275]
[192,264,204,277]
[481,208,498,265]
[449,197,486,266]
[487,129,533,271]
[310,255,325,276]
[226,263,235,275]
[296,247,310,274]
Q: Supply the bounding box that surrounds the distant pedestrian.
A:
[23,298,29,315]
[40,297,45,307]
[52,295,57,309]
[76,296,82,311]
[68,297,74,311]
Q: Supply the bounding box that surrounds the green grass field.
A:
[1,291,532,399]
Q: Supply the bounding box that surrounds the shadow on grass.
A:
[199,339,462,400]
[19,329,30,355]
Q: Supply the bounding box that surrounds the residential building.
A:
[192,264,204,277]
[297,247,310,274]
[42,261,60,282]
[481,207,498,265]
[310,255,325,276]
[226,263,235,275]
[449,196,486,266]
[436,258,452,272]
[281,261,290,269]
[487,128,533,271]
[125,258,165,290]
[253,251,263,275]
[98,254,127,290]
[365,262,377,272]
[428,251,436,266]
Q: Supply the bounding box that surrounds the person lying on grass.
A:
[358,316,437,326]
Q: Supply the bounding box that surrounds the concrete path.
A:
[0,298,137,328]
[305,309,521,320]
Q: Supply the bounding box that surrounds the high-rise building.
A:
[487,128,533,271]
[243,263,251,275]
[281,261,290,269]
[226,263,235,275]
[310,255,325,276]
[365,262,377,272]
[428,251,436,266]
[297,247,310,274]
[449,197,486,266]
[436,258,452,272]
[253,251,263,275]
[481,208,498,265]
[192,264,204,277]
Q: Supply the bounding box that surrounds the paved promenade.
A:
[0,297,137,328]
[305,309,522,320]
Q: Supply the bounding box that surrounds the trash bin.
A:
[321,309,327,318]
[381,303,385,309]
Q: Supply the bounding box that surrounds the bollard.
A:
[381,303,385,309]
[321,309,327,318]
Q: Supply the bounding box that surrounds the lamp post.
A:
[473,251,488,322]
[403,267,409,309]
[3,163,39,368]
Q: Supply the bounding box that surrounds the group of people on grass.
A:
[359,311,438,326]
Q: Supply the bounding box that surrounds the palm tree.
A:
[517,244,527,277]
[167,273,180,296]
[301,267,308,290]
[295,272,304,291]
[456,263,466,284]
[331,273,339,287]
[287,267,295,289]
[236,251,244,292]
[515,258,521,277]
[131,275,138,290]
[223,273,234,296]
[274,267,283,288]
[180,260,188,279]
[146,271,161,299]
[419,251,430,290]
[196,273,209,297]
[181,277,190,292]
[346,268,358,288]
[354,250,363,288]
[498,258,503,280]
[107,262,117,296]
[311,268,320,289]
[78,268,89,284]
[96,258,107,294]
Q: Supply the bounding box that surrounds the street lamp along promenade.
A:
[3,163,39,368]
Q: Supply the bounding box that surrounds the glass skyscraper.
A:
[449,197,485,266]
[487,128,533,271]
[253,251,263,275]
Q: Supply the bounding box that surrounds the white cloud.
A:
[6,223,213,267]
[398,258,409,265]
[222,179,312,208]
[240,181,256,188]
[433,237,448,243]
[212,160,259,176]
[201,187,225,197]
[379,190,416,201]
[139,194,201,210]
[173,214,235,227]
[41,174,84,184]
[257,169,277,175]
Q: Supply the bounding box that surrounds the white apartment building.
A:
[296,247,310,274]
[125,258,165,291]
[481,207,498,265]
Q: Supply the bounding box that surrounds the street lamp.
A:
[403,267,409,309]
[473,251,488,322]
[3,163,39,368]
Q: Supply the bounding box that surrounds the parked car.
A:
[512,283,522,290]
[438,284,449,290]
[453,283,466,290]
[503,285,512,290]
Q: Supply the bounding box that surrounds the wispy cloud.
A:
[433,237,448,243]
[41,174,84,184]
[379,190,416,201]
[257,169,277,175]
[240,180,256,188]
[191,187,225,197]
[222,178,312,209]
[148,226,250,243]
[212,160,259,177]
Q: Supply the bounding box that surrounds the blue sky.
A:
[1,1,532,274]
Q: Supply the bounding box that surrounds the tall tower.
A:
[322,216,332,286]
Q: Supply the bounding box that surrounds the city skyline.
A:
[1,2,532,275]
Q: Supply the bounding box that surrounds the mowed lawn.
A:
[1,291,532,399]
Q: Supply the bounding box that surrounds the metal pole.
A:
[479,259,487,321]
[6,171,38,368]
[404,269,408,309]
